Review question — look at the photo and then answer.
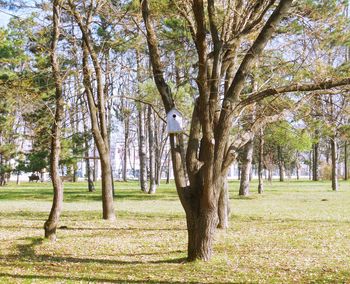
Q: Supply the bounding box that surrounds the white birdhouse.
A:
[167,107,183,134]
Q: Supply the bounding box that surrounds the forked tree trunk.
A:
[331,135,338,191]
[71,0,117,220]
[44,0,64,241]
[81,39,115,221]
[141,0,294,262]
[239,139,254,196]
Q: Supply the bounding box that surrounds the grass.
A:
[0,179,350,283]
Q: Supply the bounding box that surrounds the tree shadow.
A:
[16,237,43,259]
[0,273,217,284]
[10,237,187,266]
[0,224,187,232]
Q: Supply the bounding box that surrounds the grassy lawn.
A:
[0,179,350,283]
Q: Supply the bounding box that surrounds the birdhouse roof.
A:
[167,107,182,116]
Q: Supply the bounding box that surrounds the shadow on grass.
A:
[0,272,228,284]
[0,224,187,234]
[17,237,43,258]
[10,237,187,266]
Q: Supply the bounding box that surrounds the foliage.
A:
[25,150,49,174]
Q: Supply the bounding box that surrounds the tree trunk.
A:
[86,158,95,192]
[309,151,312,180]
[268,169,272,182]
[331,135,338,191]
[217,179,230,229]
[81,37,115,221]
[85,147,95,192]
[92,143,97,182]
[100,152,116,219]
[187,201,219,261]
[258,129,264,194]
[166,151,170,184]
[312,142,319,181]
[344,141,348,180]
[122,114,129,182]
[239,139,254,196]
[138,105,148,191]
[296,151,300,180]
[136,51,148,192]
[44,0,64,241]
[148,106,157,194]
[278,146,285,182]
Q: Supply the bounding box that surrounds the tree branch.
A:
[239,77,350,107]
[140,0,174,112]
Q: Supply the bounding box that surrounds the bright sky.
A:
[0,10,12,27]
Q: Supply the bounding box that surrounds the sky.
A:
[0,9,12,27]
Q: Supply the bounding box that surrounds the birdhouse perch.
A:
[166,107,183,134]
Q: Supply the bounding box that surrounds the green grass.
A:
[1,179,350,283]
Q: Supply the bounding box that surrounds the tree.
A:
[140,0,350,261]
[66,0,116,220]
[44,0,65,241]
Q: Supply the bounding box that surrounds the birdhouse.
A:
[166,107,183,134]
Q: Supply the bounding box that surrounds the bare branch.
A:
[239,77,350,107]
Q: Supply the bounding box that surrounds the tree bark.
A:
[81,40,115,221]
[278,146,285,182]
[258,129,264,194]
[148,106,157,194]
[122,113,129,182]
[136,51,148,192]
[44,0,64,241]
[166,151,170,184]
[93,142,97,182]
[312,141,319,181]
[309,151,312,180]
[83,119,95,192]
[239,138,254,196]
[268,169,272,183]
[296,151,300,180]
[217,179,230,229]
[331,135,338,191]
[344,141,348,180]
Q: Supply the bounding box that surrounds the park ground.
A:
[0,180,350,283]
